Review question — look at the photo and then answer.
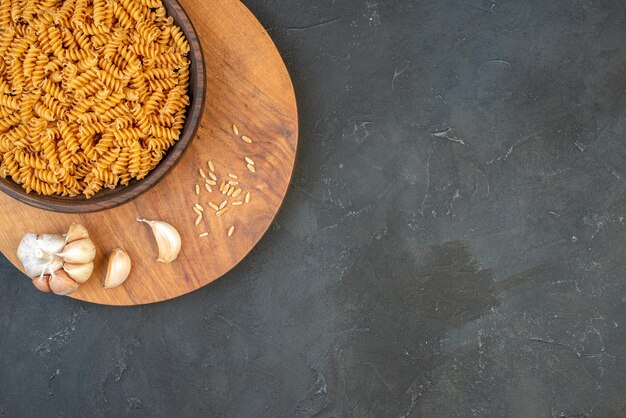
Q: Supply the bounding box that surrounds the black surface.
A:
[2,1,626,417]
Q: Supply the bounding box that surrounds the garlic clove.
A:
[103,248,131,289]
[48,270,79,296]
[32,275,51,293]
[57,238,96,264]
[63,261,94,284]
[65,223,89,243]
[137,218,181,263]
[36,234,66,255]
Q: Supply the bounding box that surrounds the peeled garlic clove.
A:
[103,248,131,289]
[32,275,51,293]
[63,261,94,284]
[49,270,79,296]
[65,223,89,243]
[36,234,66,255]
[137,218,181,263]
[57,238,96,264]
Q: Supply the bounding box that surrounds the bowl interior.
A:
[0,0,206,214]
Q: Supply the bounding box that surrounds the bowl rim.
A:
[0,0,206,213]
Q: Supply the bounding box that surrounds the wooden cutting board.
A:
[0,0,298,305]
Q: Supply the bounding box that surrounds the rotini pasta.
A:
[0,0,190,197]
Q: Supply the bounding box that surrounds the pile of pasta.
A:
[0,0,191,198]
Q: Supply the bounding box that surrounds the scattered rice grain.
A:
[195,184,200,195]
[219,200,228,209]
[219,181,226,192]
[204,183,212,193]
[232,188,242,198]
[226,187,234,196]
[241,135,252,144]
[208,202,219,211]
[232,201,243,206]
[247,163,256,173]
[228,173,238,179]
[227,226,235,237]
[208,172,217,181]
[199,232,209,237]
[199,168,206,179]
[216,206,230,217]
[208,160,215,172]
[193,207,202,216]
[194,215,202,226]
[194,203,204,212]
[228,180,239,186]
[207,180,217,186]
[232,124,239,135]
[245,157,255,165]
[245,192,251,203]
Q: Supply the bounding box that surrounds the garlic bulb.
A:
[103,248,132,289]
[137,218,181,263]
[16,223,96,295]
[17,233,64,278]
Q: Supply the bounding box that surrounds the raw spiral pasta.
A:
[0,0,191,198]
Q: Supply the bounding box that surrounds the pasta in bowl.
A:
[0,0,205,212]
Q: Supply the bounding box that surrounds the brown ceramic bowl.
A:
[0,0,206,213]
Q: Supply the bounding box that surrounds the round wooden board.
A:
[0,0,298,305]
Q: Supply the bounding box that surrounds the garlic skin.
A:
[103,248,131,289]
[17,233,64,278]
[37,234,66,255]
[57,238,96,264]
[49,270,79,295]
[137,218,181,263]
[63,262,94,284]
[65,223,89,243]
[32,275,51,293]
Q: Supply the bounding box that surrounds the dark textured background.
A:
[2,1,626,417]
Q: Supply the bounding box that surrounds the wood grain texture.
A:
[0,0,298,305]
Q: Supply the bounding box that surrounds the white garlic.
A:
[103,248,131,289]
[63,262,94,284]
[137,218,181,263]
[36,234,66,255]
[16,224,96,294]
[17,232,64,278]
[57,238,96,264]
